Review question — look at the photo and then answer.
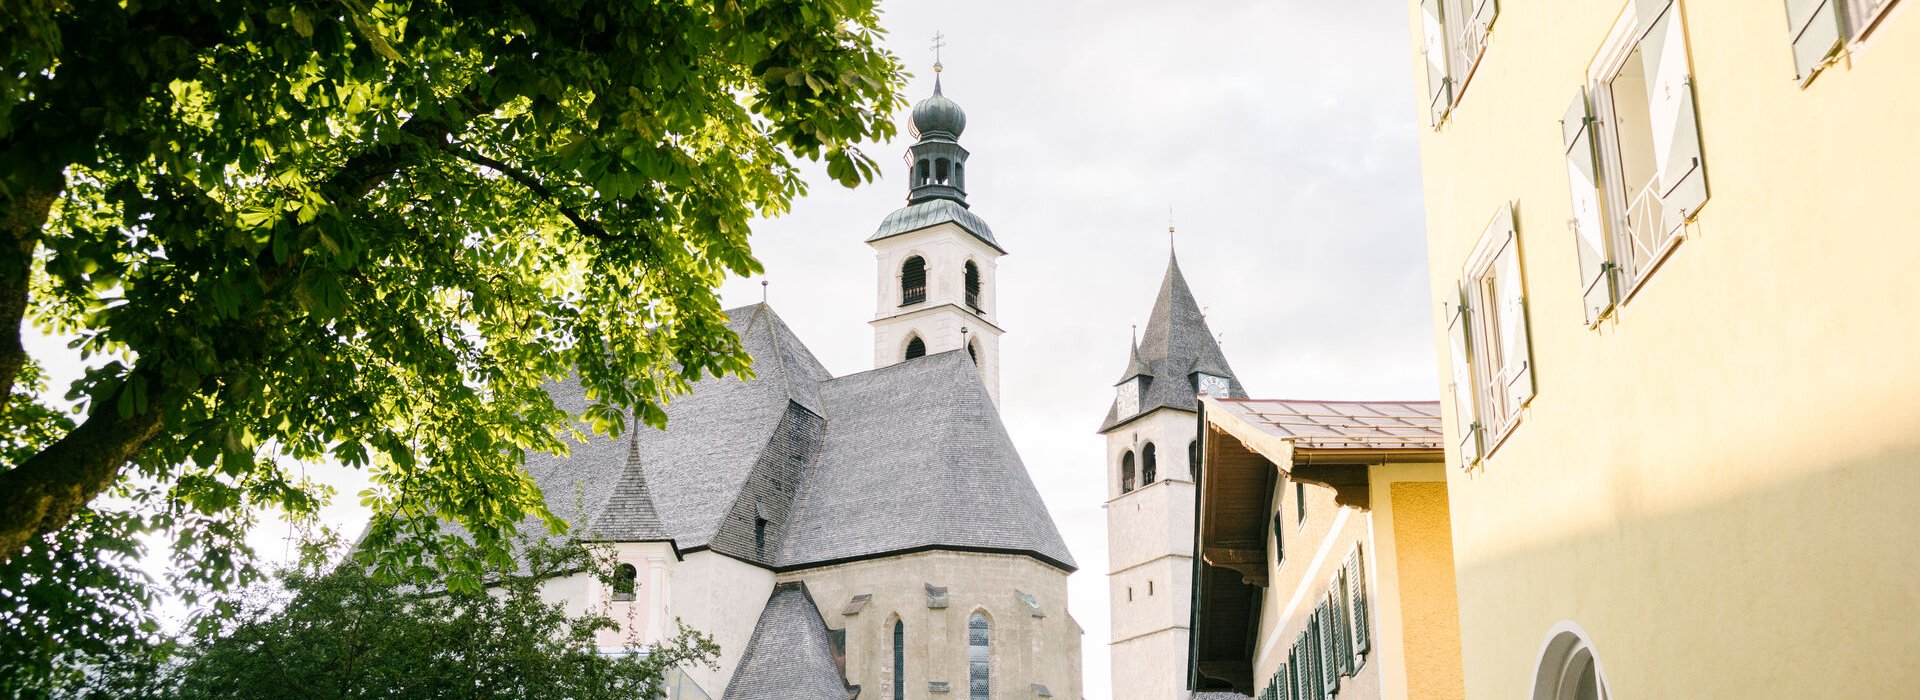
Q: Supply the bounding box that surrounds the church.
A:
[514,71,1084,700]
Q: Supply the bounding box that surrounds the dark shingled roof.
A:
[722,583,856,700]
[1099,251,1246,432]
[868,199,1004,253]
[520,303,1073,572]
[778,349,1075,571]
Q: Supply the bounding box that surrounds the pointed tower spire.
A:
[1099,250,1244,432]
[592,428,670,541]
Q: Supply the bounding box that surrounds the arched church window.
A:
[916,159,931,186]
[901,256,926,305]
[936,158,951,185]
[1142,443,1158,485]
[893,619,906,700]
[967,613,990,700]
[967,340,977,364]
[1120,451,1136,494]
[612,563,637,601]
[964,261,981,309]
[905,336,926,361]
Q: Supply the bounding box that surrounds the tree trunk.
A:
[0,366,177,560]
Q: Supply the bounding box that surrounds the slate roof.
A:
[521,303,1073,572]
[1100,251,1246,432]
[868,199,1004,253]
[1207,398,1443,450]
[722,583,856,700]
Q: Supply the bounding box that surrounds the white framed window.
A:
[1420,0,1501,125]
[1562,0,1709,324]
[1788,0,1905,81]
[1449,204,1535,466]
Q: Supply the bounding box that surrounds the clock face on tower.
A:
[1116,378,1142,417]
[1197,373,1231,397]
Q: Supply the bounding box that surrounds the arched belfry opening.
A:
[905,336,926,361]
[964,260,981,309]
[1121,450,1137,494]
[1142,443,1158,484]
[901,256,927,305]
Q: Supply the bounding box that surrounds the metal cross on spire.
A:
[931,31,947,73]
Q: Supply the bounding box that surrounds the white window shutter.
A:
[1639,0,1709,233]
[1422,0,1453,125]
[1446,287,1482,466]
[1786,0,1845,80]
[1562,89,1614,324]
[1489,208,1534,412]
[1468,0,1500,58]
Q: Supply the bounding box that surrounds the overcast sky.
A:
[710,2,1434,697]
[23,1,1432,696]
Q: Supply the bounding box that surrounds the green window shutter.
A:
[1446,286,1482,467]
[1318,601,1337,692]
[1348,547,1371,655]
[1637,0,1710,231]
[1785,0,1845,80]
[1288,644,1301,700]
[1333,569,1354,675]
[1562,88,1615,325]
[1486,206,1534,411]
[1421,0,1454,125]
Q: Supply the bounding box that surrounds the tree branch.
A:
[437,143,616,243]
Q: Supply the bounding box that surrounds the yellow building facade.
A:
[1407,0,1920,697]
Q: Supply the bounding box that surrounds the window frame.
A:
[899,255,928,306]
[1461,209,1528,445]
[1847,0,1901,38]
[966,612,991,700]
[1423,0,1500,125]
[1141,443,1158,485]
[1587,2,1692,305]
[1119,450,1136,495]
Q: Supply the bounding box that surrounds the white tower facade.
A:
[1100,253,1244,700]
[867,72,1006,405]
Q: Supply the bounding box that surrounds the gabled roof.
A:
[779,349,1076,572]
[722,583,856,700]
[513,304,1072,573]
[1100,251,1246,432]
[868,199,1004,253]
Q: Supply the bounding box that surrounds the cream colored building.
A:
[507,71,1084,700]
[1187,398,1464,700]
[1407,0,1920,697]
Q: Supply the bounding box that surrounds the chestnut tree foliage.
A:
[0,0,902,681]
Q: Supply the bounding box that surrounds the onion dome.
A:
[909,78,967,140]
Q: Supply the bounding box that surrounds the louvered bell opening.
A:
[964,261,981,309]
[905,337,926,360]
[901,256,927,305]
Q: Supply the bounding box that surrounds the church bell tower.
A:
[867,63,1007,406]
[1099,250,1244,700]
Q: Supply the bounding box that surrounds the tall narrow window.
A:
[966,340,978,364]
[901,256,927,305]
[892,620,906,700]
[1120,451,1136,494]
[1296,482,1306,524]
[964,261,981,309]
[612,563,637,601]
[1189,440,1200,480]
[936,158,951,185]
[916,159,931,186]
[1141,443,1158,484]
[905,336,926,361]
[967,613,990,700]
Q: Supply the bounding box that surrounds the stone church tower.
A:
[867,68,1005,405]
[1099,252,1244,700]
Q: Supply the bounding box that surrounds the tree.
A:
[0,0,900,591]
[80,536,719,700]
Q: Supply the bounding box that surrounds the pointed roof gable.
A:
[1099,251,1246,432]
[723,583,857,700]
[587,432,671,542]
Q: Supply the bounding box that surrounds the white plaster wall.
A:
[869,223,1004,404]
[779,551,1081,700]
[671,551,777,695]
[1104,407,1201,700]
